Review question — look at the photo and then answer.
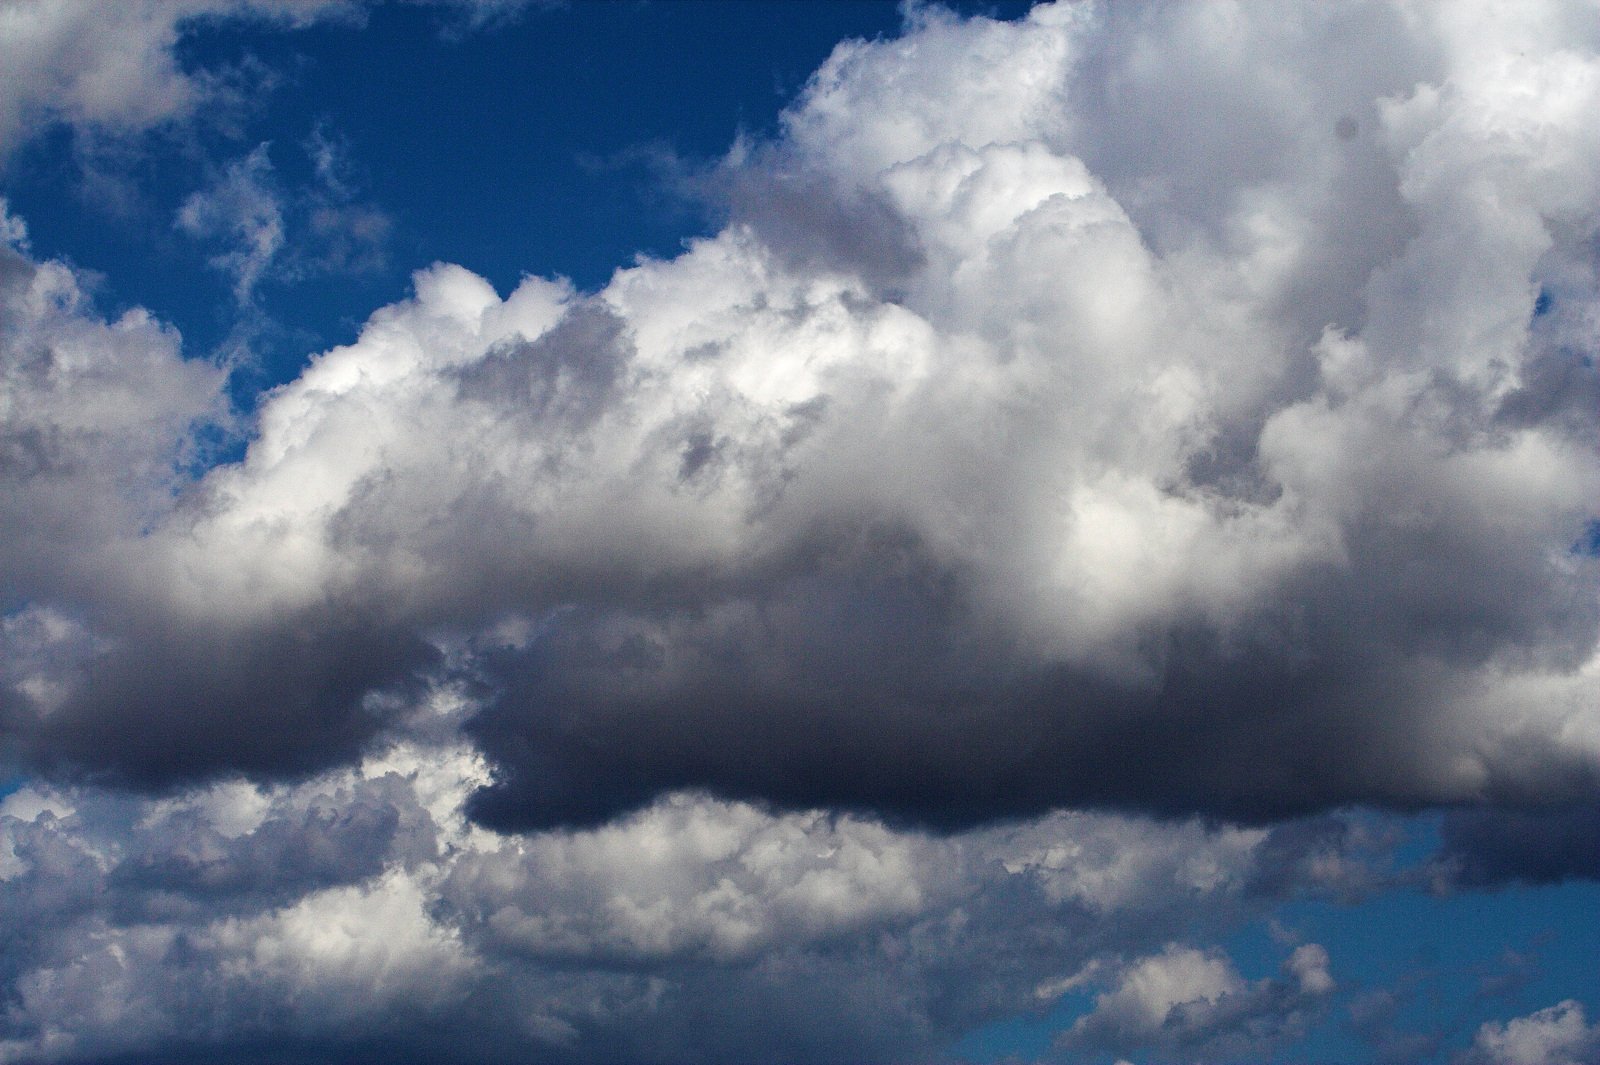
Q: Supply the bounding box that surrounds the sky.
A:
[0,1,1597,1063]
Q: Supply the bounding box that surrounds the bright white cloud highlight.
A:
[1466,1000,1600,1065]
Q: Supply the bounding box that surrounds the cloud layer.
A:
[3,1,1598,1061]
[1,737,1365,1064]
[5,0,1597,834]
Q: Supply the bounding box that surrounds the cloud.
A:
[175,137,390,304]
[406,0,562,35]
[0,0,358,159]
[1433,803,1600,887]
[0,737,1385,1065]
[0,209,434,787]
[177,144,287,304]
[0,0,568,163]
[0,0,1596,835]
[1056,942,1335,1062]
[300,126,392,277]
[0,201,227,594]
[4,3,1596,1061]
[1462,1000,1600,1065]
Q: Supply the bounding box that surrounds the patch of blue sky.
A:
[951,811,1600,1064]
[952,986,1099,1064]
[1576,518,1600,557]
[1232,814,1600,1064]
[3,0,1037,398]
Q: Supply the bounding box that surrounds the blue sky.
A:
[6,1,1034,382]
[1,2,1597,1064]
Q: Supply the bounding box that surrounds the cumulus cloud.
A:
[0,0,354,158]
[4,1,1597,1060]
[0,211,431,786]
[0,201,226,598]
[1462,1000,1600,1065]
[0,0,1596,835]
[1057,941,1335,1062]
[0,734,1382,1065]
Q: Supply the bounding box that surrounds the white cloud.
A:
[1060,941,1336,1060]
[1286,942,1334,996]
[177,144,287,304]
[1,0,1595,829]
[1080,945,1249,1037]
[208,868,479,1018]
[0,740,1377,1064]
[0,0,358,158]
[1465,1000,1600,1065]
[449,795,927,962]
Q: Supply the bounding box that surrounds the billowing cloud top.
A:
[3,2,1599,1062]
[2,0,1598,838]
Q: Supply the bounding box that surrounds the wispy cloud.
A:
[175,135,390,305]
[177,144,287,304]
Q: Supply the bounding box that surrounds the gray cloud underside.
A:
[1435,801,1600,887]
[2,0,1598,840]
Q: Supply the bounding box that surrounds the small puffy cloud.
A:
[1058,942,1336,1061]
[1073,945,1250,1038]
[1463,1000,1600,1065]
[0,0,356,157]
[1286,943,1334,995]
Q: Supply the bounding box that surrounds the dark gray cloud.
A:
[26,609,438,787]
[1435,803,1600,887]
